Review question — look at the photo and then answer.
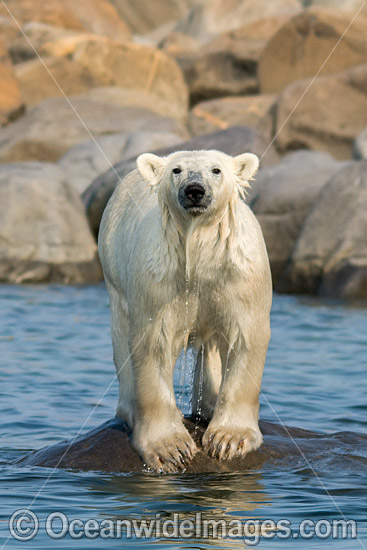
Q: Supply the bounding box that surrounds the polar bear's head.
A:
[137,150,259,219]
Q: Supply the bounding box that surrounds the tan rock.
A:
[189,95,276,137]
[14,56,96,106]
[272,64,367,159]
[0,0,131,41]
[0,162,102,284]
[17,35,189,120]
[258,8,367,93]
[0,38,24,126]
[0,95,189,163]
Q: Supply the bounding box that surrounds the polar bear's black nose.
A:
[185,184,205,203]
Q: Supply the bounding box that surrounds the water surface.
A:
[0,285,366,548]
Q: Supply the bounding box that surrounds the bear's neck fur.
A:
[147,191,250,283]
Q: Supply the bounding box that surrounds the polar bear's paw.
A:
[134,426,198,474]
[202,425,263,461]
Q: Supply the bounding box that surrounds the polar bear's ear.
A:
[137,153,167,187]
[234,153,259,183]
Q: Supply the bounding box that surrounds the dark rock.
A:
[82,126,280,237]
[19,416,367,474]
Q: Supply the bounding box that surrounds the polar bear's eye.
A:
[212,168,221,175]
[172,167,182,174]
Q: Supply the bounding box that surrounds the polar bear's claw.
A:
[139,430,198,473]
[202,427,262,461]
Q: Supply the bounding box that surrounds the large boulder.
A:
[271,64,367,159]
[59,130,185,194]
[13,35,189,119]
[14,56,96,107]
[0,0,131,40]
[189,95,276,137]
[175,0,301,41]
[0,162,102,284]
[83,125,279,237]
[179,49,258,104]
[248,151,349,283]
[0,95,188,163]
[0,38,24,126]
[278,161,367,298]
[19,416,367,474]
[258,8,367,93]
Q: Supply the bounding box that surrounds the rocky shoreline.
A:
[0,0,366,297]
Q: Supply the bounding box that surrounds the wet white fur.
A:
[98,150,272,471]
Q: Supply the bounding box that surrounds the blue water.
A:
[0,284,366,548]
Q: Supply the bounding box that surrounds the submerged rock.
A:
[19,416,367,474]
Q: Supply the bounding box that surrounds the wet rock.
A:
[258,8,367,93]
[0,162,102,284]
[278,161,367,298]
[59,131,185,194]
[271,64,367,159]
[353,127,367,159]
[19,416,367,474]
[0,0,131,41]
[189,95,276,137]
[82,126,279,237]
[0,38,24,126]
[0,95,188,163]
[249,151,349,284]
[13,35,189,119]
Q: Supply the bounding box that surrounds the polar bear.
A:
[98,149,272,472]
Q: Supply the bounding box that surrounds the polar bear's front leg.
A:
[130,331,197,473]
[202,328,269,461]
